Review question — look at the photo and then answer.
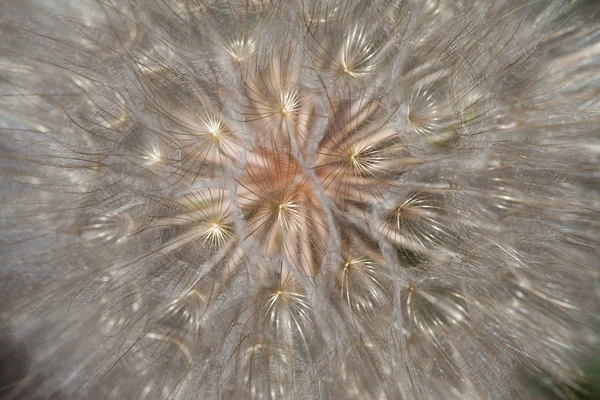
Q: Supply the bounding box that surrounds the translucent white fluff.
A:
[0,1,599,399]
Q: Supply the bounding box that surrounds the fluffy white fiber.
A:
[1,0,599,399]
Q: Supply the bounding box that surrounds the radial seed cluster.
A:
[1,1,599,399]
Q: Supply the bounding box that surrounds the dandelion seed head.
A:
[1,0,599,399]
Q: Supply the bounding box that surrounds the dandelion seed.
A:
[226,36,258,62]
[143,147,164,166]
